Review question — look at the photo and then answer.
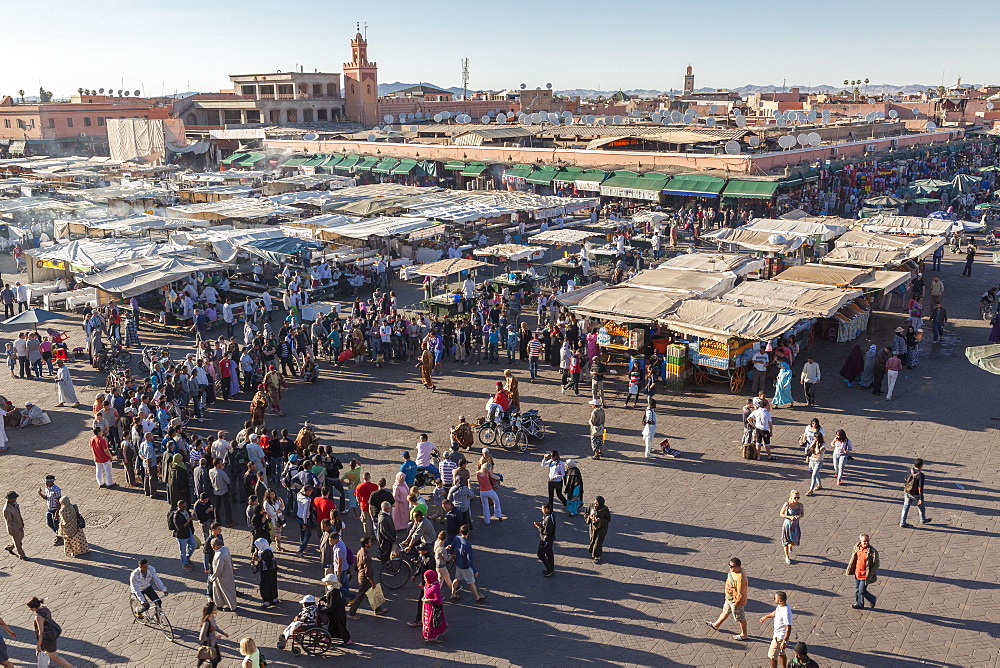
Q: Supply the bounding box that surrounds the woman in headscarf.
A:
[58,496,89,557]
[416,344,436,391]
[838,344,865,386]
[227,355,240,398]
[503,369,520,411]
[251,537,280,608]
[858,344,878,388]
[563,460,584,516]
[319,573,352,646]
[905,325,920,368]
[420,569,447,644]
[166,453,191,509]
[771,354,794,408]
[210,538,238,611]
[249,384,268,427]
[53,359,80,407]
[391,472,410,531]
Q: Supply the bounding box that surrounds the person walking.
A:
[799,356,820,406]
[0,611,17,668]
[319,574,352,646]
[535,504,556,577]
[251,538,280,608]
[831,429,853,484]
[804,435,825,497]
[209,459,234,526]
[196,602,228,668]
[209,538,238,611]
[929,301,947,343]
[588,400,606,460]
[845,533,880,610]
[54,360,80,407]
[885,352,903,400]
[527,333,543,382]
[3,491,27,561]
[420,570,447,644]
[450,524,487,603]
[585,496,611,564]
[476,464,502,524]
[641,398,658,459]
[27,597,75,668]
[38,474,62,546]
[900,458,932,527]
[171,499,197,572]
[57,496,88,557]
[872,346,890,396]
[749,400,775,461]
[540,451,567,509]
[347,536,388,619]
[89,427,114,489]
[779,490,804,565]
[750,344,769,395]
[759,591,793,668]
[706,557,749,641]
[961,242,976,276]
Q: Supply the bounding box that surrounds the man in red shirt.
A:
[354,472,379,539]
[493,382,511,412]
[312,486,338,525]
[89,426,114,489]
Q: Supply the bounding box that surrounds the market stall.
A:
[622,266,736,298]
[658,252,765,277]
[413,257,490,316]
[25,237,198,282]
[570,286,686,365]
[861,214,956,236]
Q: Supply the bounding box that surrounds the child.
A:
[427,479,447,524]
[624,362,642,407]
[407,492,427,521]
[5,342,15,379]
[277,595,319,650]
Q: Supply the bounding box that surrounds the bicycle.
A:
[129,592,174,640]
[379,543,419,590]
[980,298,996,321]
[499,409,546,453]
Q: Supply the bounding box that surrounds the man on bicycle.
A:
[130,558,168,616]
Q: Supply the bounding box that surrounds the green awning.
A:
[353,156,380,172]
[526,166,560,185]
[372,158,399,174]
[600,174,641,190]
[912,197,941,204]
[335,154,360,171]
[721,180,780,199]
[460,162,489,177]
[553,168,585,183]
[633,174,670,192]
[444,161,466,171]
[574,169,609,188]
[505,164,533,179]
[782,174,804,186]
[280,155,309,167]
[302,154,326,167]
[391,158,419,175]
[220,151,247,165]
[800,169,819,183]
[661,174,725,197]
[319,154,343,168]
[599,172,666,200]
[235,152,266,166]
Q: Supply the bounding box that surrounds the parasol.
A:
[1,308,65,332]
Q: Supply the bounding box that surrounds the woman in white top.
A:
[263,489,286,552]
[800,418,825,454]
[805,433,826,496]
[830,429,853,485]
[239,636,261,668]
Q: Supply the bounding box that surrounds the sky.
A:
[4,0,998,98]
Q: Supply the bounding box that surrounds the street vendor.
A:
[17,402,50,429]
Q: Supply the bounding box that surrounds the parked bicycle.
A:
[379,543,421,590]
[499,409,546,452]
[129,592,173,640]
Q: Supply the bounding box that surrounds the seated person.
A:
[18,402,50,428]
[485,382,511,424]
[301,356,319,382]
[278,595,319,649]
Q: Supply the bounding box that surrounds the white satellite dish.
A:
[520,83,526,90]
[926,121,937,130]
[433,113,443,122]
[809,132,822,146]
[877,111,886,120]
[517,113,528,124]
[442,111,452,120]
[651,112,661,123]
[583,114,593,125]
[670,110,682,122]
[367,134,377,142]
[547,112,559,124]
[562,110,572,119]
[613,115,623,124]
[382,125,392,131]
[384,114,394,124]
[911,107,920,115]
[683,112,694,124]
[865,112,876,122]
[772,109,781,118]
[706,117,716,127]
[867,97,876,104]
[748,136,761,148]
[303,132,319,141]
[778,135,796,149]
[776,118,786,128]
[481,116,490,124]
[709,105,718,114]
[530,112,542,123]
[989,102,996,110]
[797,133,809,146]
[497,113,507,123]
[735,116,747,128]
[724,140,740,154]
[888,109,898,119]
[733,107,742,116]
[409,125,418,132]
[806,110,817,122]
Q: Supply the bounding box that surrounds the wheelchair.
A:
[286,623,334,656]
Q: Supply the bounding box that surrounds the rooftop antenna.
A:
[364,22,368,39]
[461,57,469,111]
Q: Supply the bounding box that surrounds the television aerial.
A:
[809,132,822,146]
[441,111,452,120]
[778,134,796,149]
[562,110,572,119]
[988,102,996,110]
[797,133,809,146]
[683,111,694,124]
[867,97,876,104]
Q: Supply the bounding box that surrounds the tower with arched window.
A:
[343,30,378,126]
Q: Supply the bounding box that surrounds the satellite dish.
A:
[778,135,796,149]
[706,117,717,127]
[806,111,817,122]
[724,140,740,154]
[98,88,104,93]
[989,102,996,110]
[748,136,761,148]
[546,83,553,90]
[562,110,572,119]
[303,132,319,141]
[651,112,661,123]
[865,112,876,122]
[683,111,694,124]
[497,113,507,123]
[612,115,623,124]
[134,89,140,97]
[585,114,595,125]
[529,112,541,123]
[867,97,876,104]
[518,113,528,124]
[384,114,394,124]
[433,113,443,122]
[481,116,490,124]
[876,111,885,120]
[911,107,920,115]
[735,116,747,128]
[547,112,559,124]
[772,109,782,118]
[797,133,809,146]
[409,126,418,132]
[596,116,607,125]
[709,105,718,114]
[367,134,377,142]
[670,110,682,122]
[441,111,452,120]
[809,132,822,146]
[733,108,742,116]
[888,109,898,118]
[776,118,786,128]
[925,121,937,130]
[520,83,527,90]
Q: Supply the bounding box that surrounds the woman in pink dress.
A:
[227,357,240,397]
[391,472,410,530]
[421,570,447,643]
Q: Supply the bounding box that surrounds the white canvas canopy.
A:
[170,228,284,263]
[166,199,300,221]
[56,214,209,238]
[622,267,735,298]
[82,256,231,298]
[571,287,686,323]
[473,244,546,262]
[741,218,847,241]
[659,252,765,276]
[529,229,595,245]
[774,264,872,287]
[720,280,860,317]
[554,281,608,307]
[29,238,197,271]
[414,257,490,277]
[855,270,911,292]
[823,230,944,267]
[702,227,806,253]
[862,215,955,236]
[280,214,362,239]
[661,299,806,342]
[318,216,438,240]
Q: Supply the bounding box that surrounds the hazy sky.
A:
[4,0,997,97]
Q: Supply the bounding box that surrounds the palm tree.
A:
[17,89,24,103]
[864,78,870,96]
[77,87,83,96]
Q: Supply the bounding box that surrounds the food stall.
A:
[658,252,766,279]
[700,227,808,277]
[413,257,490,316]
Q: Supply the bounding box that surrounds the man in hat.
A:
[450,416,473,452]
[3,491,27,560]
[788,641,818,668]
[18,402,47,429]
[37,475,62,546]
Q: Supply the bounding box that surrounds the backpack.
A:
[346,546,356,568]
[42,618,62,642]
[167,509,178,536]
[904,471,921,496]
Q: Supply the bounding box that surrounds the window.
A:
[3,119,9,129]
[83,117,92,127]
[317,109,328,121]
[286,109,297,123]
[97,117,105,126]
[327,84,338,97]
[48,118,55,128]
[66,118,74,128]
[303,109,314,123]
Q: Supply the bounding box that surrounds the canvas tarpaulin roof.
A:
[238,236,322,264]
[529,229,596,245]
[414,258,490,277]
[622,267,735,298]
[740,218,847,241]
[659,252,765,276]
[855,270,911,292]
[554,281,608,307]
[72,214,208,235]
[82,256,230,298]
[862,215,956,236]
[571,287,686,323]
[702,227,806,252]
[317,216,437,240]
[170,228,285,263]
[661,299,806,342]
[823,230,944,267]
[720,280,860,317]
[473,244,546,262]
[29,238,197,272]
[774,264,872,287]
